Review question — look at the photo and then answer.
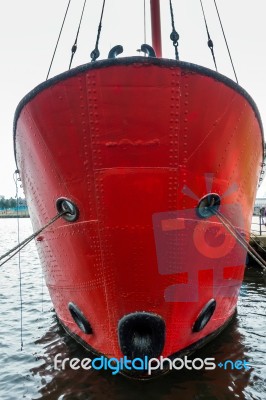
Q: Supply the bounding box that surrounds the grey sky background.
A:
[0,0,265,198]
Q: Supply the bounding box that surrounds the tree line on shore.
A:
[0,196,27,210]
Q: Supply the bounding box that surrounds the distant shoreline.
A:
[0,211,29,218]
[0,215,30,218]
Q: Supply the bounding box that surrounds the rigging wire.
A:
[169,0,180,60]
[199,0,218,71]
[214,0,238,83]
[90,0,106,62]
[14,170,23,351]
[69,0,87,69]
[46,0,72,80]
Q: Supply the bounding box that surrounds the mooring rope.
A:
[212,209,266,271]
[250,231,266,255]
[0,211,66,268]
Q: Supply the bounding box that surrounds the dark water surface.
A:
[0,219,265,400]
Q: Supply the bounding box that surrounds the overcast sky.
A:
[0,0,265,198]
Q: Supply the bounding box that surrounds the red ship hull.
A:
[14,57,263,376]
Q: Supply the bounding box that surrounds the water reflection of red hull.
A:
[14,58,263,374]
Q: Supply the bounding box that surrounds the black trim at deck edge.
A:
[13,56,264,166]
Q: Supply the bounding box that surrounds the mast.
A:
[150,0,162,57]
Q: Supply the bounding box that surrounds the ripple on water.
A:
[0,219,265,400]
